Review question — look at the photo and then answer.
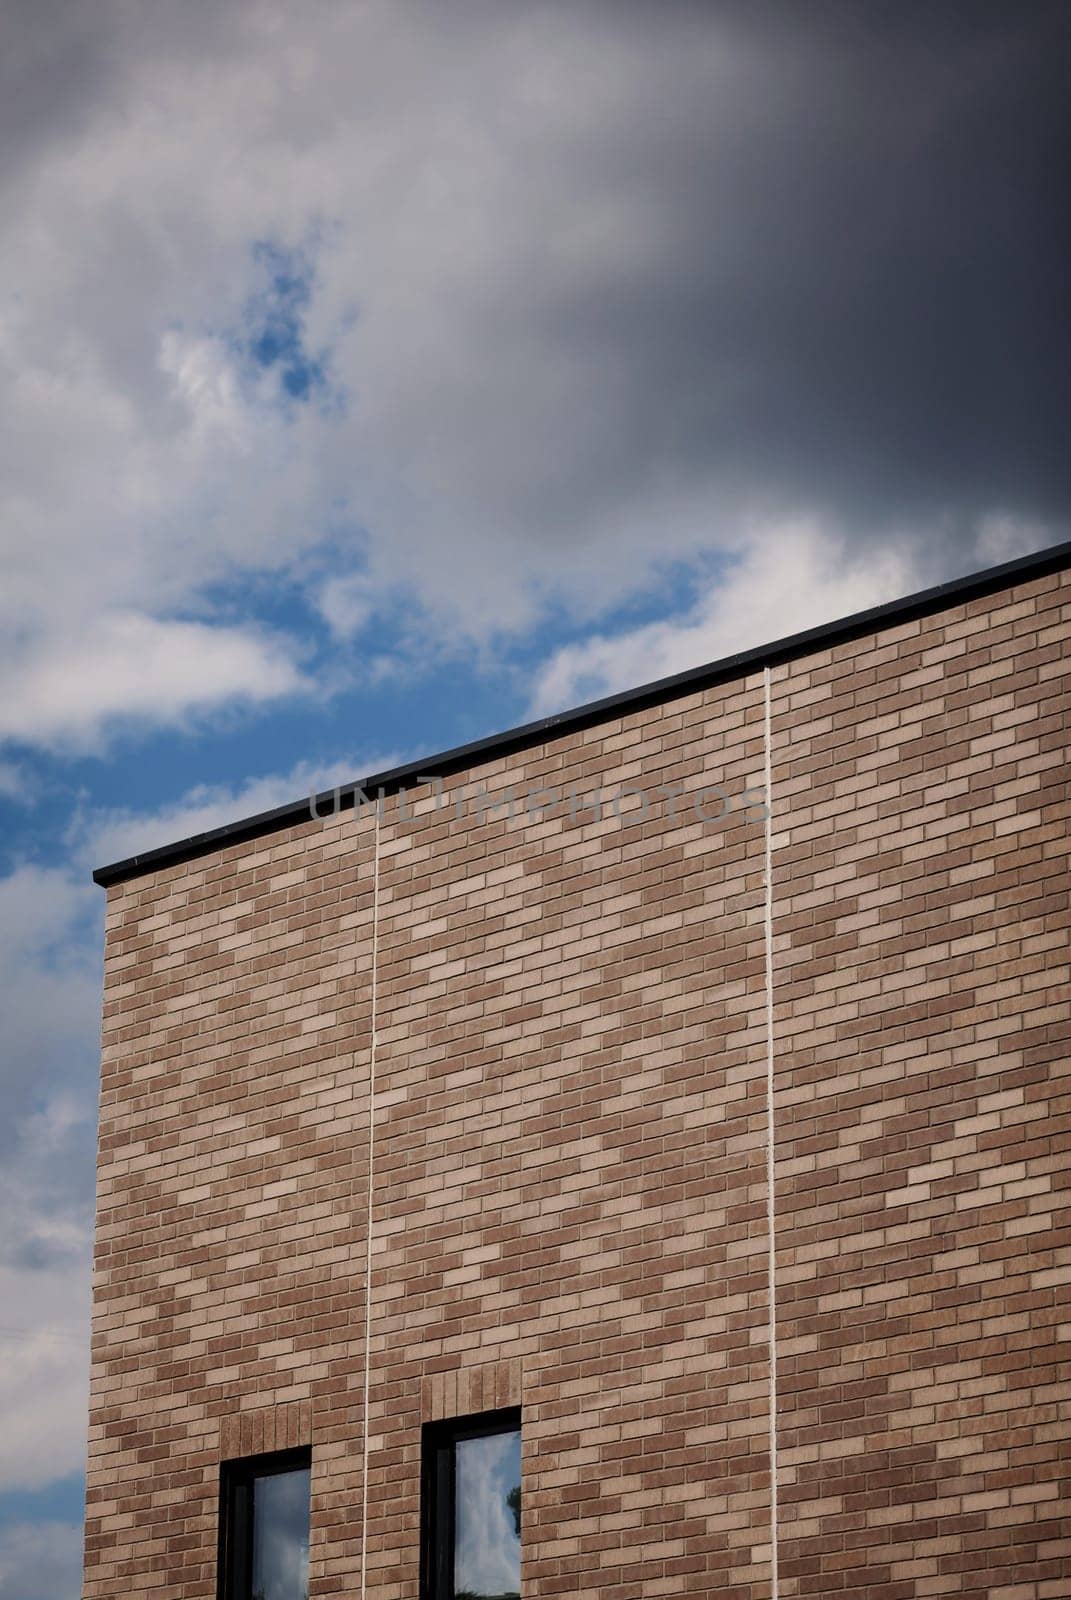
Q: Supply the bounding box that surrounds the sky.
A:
[0,1,1068,1593]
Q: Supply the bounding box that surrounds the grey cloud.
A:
[298,0,1070,616]
[0,0,255,194]
[420,1,1071,547]
[0,0,118,191]
[0,0,1066,711]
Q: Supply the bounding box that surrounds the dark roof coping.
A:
[93,539,1071,887]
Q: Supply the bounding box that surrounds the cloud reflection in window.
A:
[454,1428,521,1599]
[251,1464,311,1600]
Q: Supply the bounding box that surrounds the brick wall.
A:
[84,565,1070,1598]
[771,572,1071,1598]
[85,817,377,1595]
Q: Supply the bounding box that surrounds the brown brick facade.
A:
[84,564,1070,1598]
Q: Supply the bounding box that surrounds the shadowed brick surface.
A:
[84,565,1069,1598]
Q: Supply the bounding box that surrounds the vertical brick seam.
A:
[764,665,780,1600]
[359,811,380,1600]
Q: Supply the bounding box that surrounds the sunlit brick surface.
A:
[84,565,1069,1599]
[85,821,377,1596]
[367,679,771,1600]
[770,573,1071,1598]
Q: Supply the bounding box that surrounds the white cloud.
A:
[316,572,376,641]
[0,1240,91,1495]
[0,1521,84,1600]
[530,521,920,714]
[0,1,1061,752]
[974,513,1067,567]
[455,1432,520,1597]
[0,866,100,1119]
[0,613,306,752]
[77,749,405,869]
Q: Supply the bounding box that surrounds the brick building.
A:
[85,545,1070,1600]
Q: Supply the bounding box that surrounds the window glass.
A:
[453,1425,521,1600]
[251,1463,311,1600]
[221,1450,311,1600]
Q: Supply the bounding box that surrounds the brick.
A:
[83,566,1071,1599]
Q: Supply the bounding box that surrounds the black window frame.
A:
[217,1445,312,1600]
[421,1407,522,1600]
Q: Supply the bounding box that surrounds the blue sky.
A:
[0,3,1067,1594]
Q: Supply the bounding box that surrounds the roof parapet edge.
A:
[92,539,1071,887]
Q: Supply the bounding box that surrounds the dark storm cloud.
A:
[1,0,1067,659]
[0,0,256,191]
[513,0,1070,551]
[0,0,117,186]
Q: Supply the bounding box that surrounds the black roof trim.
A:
[93,540,1071,887]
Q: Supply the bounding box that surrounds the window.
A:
[422,1409,522,1600]
[218,1448,311,1600]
